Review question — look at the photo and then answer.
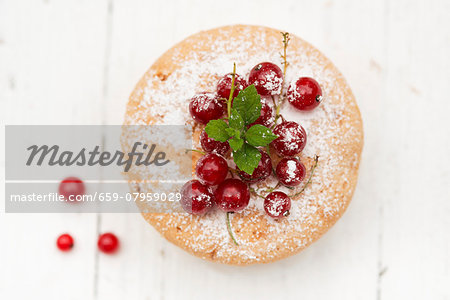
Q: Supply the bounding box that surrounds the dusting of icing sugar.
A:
[265,193,290,218]
[124,26,361,263]
[261,98,275,124]
[258,71,283,95]
[279,123,306,153]
[192,93,218,112]
[285,159,297,181]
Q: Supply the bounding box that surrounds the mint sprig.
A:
[233,143,262,175]
[204,119,229,142]
[232,85,262,125]
[229,108,244,129]
[246,124,278,147]
[205,84,278,175]
[229,137,244,151]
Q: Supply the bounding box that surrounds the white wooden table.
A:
[1,0,449,299]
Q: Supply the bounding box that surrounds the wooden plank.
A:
[0,0,108,299]
[378,0,450,299]
[97,0,182,297]
[1,0,449,299]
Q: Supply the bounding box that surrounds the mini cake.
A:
[123,25,363,265]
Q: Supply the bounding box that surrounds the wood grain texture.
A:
[1,0,449,299]
[0,1,107,299]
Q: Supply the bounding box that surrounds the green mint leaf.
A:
[233,143,261,175]
[228,137,244,151]
[229,108,244,129]
[233,85,262,125]
[205,119,229,142]
[225,128,236,136]
[245,124,278,147]
[225,127,240,139]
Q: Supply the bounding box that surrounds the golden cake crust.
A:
[123,25,363,265]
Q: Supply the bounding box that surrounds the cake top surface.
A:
[123,25,363,264]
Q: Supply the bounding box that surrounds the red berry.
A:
[264,191,291,219]
[214,178,250,212]
[248,62,283,96]
[59,177,85,202]
[238,150,272,183]
[56,233,74,251]
[276,157,306,187]
[180,180,214,215]
[287,77,323,111]
[271,121,307,156]
[248,99,274,127]
[195,153,228,185]
[189,92,225,124]
[200,130,230,156]
[217,73,248,99]
[98,233,119,254]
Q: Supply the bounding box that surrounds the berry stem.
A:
[226,212,239,246]
[271,96,281,128]
[289,155,319,198]
[263,182,281,194]
[249,187,265,199]
[272,32,290,128]
[185,148,206,155]
[280,32,290,77]
[227,63,236,119]
[229,168,242,178]
[271,111,286,129]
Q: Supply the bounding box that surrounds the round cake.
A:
[123,25,363,265]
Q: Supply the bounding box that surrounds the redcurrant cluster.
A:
[56,178,120,254]
[56,232,120,254]
[183,60,322,221]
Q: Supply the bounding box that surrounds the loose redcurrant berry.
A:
[200,130,230,156]
[189,92,225,124]
[276,157,306,187]
[180,180,214,215]
[248,62,283,96]
[59,177,85,202]
[56,233,74,251]
[216,73,247,99]
[264,191,291,219]
[287,77,323,111]
[271,121,307,156]
[214,178,250,212]
[98,233,119,254]
[248,99,274,127]
[238,150,272,183]
[195,153,228,186]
